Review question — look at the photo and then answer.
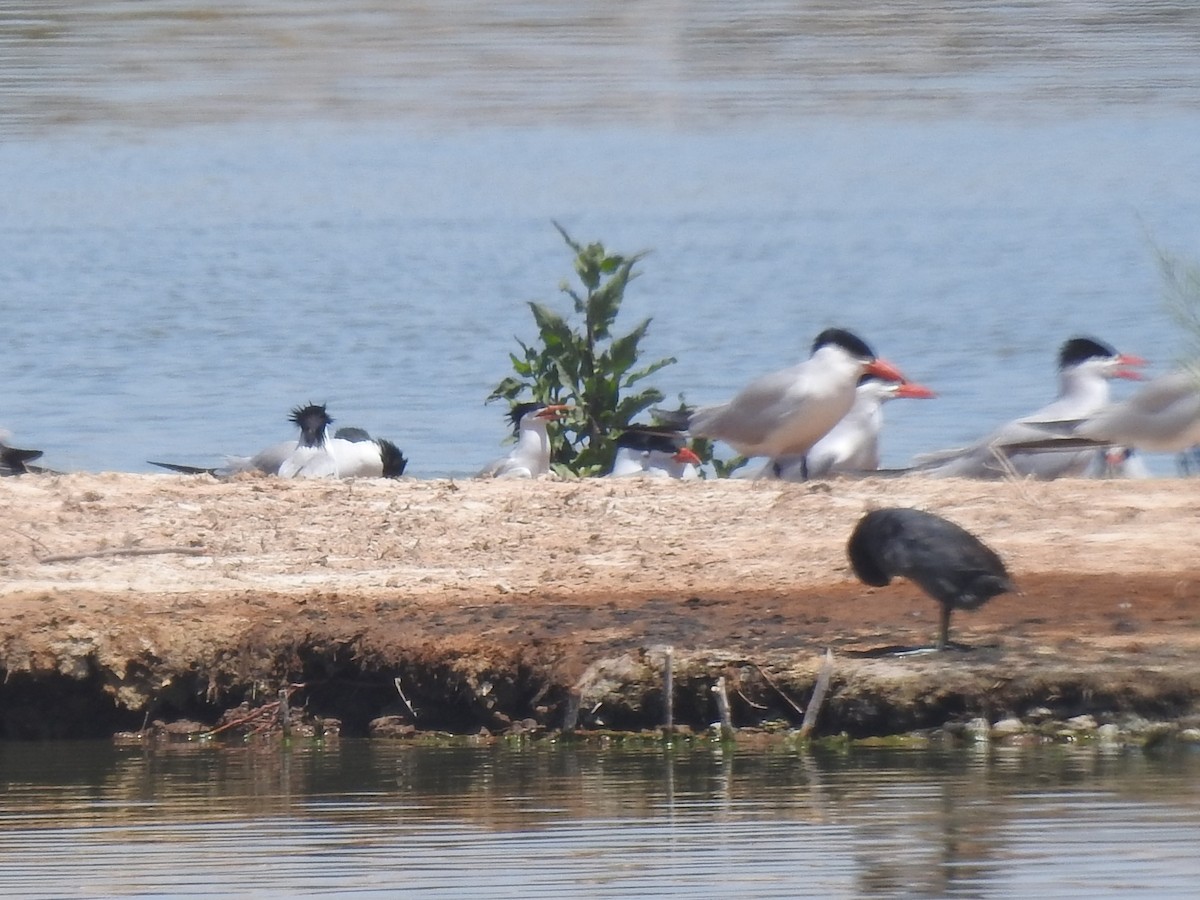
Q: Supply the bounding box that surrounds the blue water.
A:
[2,3,1199,477]
[2,740,1200,898]
[6,119,1197,478]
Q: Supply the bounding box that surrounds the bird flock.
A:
[4,326,1197,652]
[4,327,1196,483]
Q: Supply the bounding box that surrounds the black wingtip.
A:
[0,445,44,476]
[147,460,219,476]
[377,439,408,478]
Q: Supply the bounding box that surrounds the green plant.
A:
[487,223,677,476]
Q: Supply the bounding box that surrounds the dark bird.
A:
[847,507,1015,651]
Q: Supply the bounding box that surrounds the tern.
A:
[848,507,1016,652]
[480,402,571,479]
[913,336,1145,479]
[609,427,702,479]
[768,376,936,480]
[1071,368,1200,453]
[151,407,406,478]
[688,328,906,479]
[276,404,407,479]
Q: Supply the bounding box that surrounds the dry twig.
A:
[799,649,836,738]
[39,546,207,564]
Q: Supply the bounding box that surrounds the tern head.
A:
[1059,336,1146,381]
[814,328,905,383]
[812,328,876,361]
[507,402,571,433]
[289,403,333,448]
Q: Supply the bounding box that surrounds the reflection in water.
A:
[3,1,1200,133]
[1,740,1200,896]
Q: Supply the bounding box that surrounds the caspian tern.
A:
[688,328,906,479]
[479,402,570,479]
[609,427,702,479]
[276,403,407,479]
[912,336,1145,479]
[847,507,1016,652]
[151,407,406,478]
[1070,368,1200,453]
[767,376,936,480]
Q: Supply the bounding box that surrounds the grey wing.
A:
[690,367,800,444]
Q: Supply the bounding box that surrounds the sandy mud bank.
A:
[1,473,1198,741]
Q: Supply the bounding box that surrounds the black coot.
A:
[848,507,1015,651]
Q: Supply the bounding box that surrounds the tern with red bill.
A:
[913,336,1146,479]
[1072,368,1200,453]
[769,376,936,480]
[480,402,571,479]
[610,427,702,479]
[688,328,907,479]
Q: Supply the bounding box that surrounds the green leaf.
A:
[626,355,677,386]
[488,225,674,477]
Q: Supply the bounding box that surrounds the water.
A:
[1,2,1199,476]
[1,739,1199,898]
[5,7,1200,891]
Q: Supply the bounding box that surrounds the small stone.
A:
[991,717,1025,739]
[1096,723,1121,744]
[1118,713,1153,734]
[1065,714,1097,732]
[1178,728,1200,743]
[1024,706,1055,724]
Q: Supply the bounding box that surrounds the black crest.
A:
[812,328,876,361]
[507,402,544,432]
[289,403,332,448]
[1058,336,1117,370]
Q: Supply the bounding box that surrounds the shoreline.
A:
[1,472,1198,741]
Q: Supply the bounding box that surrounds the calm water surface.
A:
[2,3,1200,475]
[4,4,1200,895]
[1,740,1199,898]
